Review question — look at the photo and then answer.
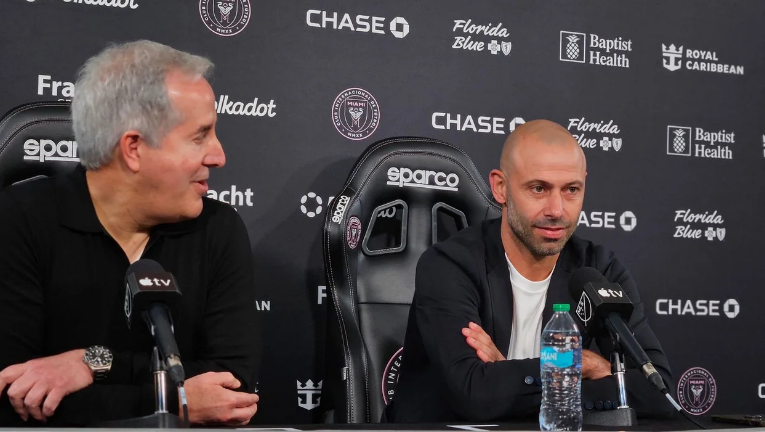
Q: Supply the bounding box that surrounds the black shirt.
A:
[0,165,261,426]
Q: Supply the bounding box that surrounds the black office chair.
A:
[322,137,501,423]
[0,101,79,189]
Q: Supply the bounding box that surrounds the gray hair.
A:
[71,40,214,169]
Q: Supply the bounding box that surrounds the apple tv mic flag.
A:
[124,259,185,384]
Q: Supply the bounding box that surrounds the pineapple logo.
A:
[566,35,580,59]
[560,31,586,63]
[667,126,692,156]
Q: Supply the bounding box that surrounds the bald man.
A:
[384,120,673,423]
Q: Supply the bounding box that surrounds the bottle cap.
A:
[553,303,570,312]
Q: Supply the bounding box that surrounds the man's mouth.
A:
[535,226,566,239]
[193,179,208,193]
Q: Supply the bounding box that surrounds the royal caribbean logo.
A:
[662,44,744,75]
[200,0,251,37]
[332,88,380,141]
[677,367,717,415]
[297,380,322,410]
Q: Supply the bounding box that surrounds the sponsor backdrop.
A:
[1,0,764,424]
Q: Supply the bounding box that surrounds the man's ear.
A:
[118,130,143,172]
[489,169,508,205]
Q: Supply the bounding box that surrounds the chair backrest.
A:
[322,136,501,423]
[0,101,78,189]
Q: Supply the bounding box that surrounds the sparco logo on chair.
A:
[24,139,79,162]
[387,167,459,192]
[332,195,350,223]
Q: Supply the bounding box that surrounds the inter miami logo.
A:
[199,0,251,37]
[667,126,692,156]
[560,31,586,63]
[382,348,404,405]
[297,379,322,410]
[677,367,717,415]
[346,217,362,250]
[663,44,683,71]
[332,88,380,141]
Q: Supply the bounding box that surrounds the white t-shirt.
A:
[505,254,554,360]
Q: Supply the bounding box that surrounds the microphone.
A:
[124,259,185,384]
[568,267,668,396]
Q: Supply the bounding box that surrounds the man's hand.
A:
[582,349,611,380]
[182,372,259,426]
[462,322,506,363]
[0,349,93,422]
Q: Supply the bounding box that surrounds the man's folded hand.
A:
[462,322,506,363]
[182,371,259,426]
[0,349,93,422]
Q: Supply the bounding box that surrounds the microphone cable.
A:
[178,382,190,428]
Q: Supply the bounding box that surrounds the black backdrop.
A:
[1,0,764,424]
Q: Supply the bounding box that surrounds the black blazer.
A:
[384,218,674,422]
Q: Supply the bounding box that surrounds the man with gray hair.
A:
[0,40,261,426]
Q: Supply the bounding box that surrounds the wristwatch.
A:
[83,346,113,381]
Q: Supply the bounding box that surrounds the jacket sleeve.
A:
[582,252,676,417]
[413,246,542,421]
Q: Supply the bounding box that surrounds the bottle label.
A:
[540,347,574,368]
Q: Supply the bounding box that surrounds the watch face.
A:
[86,346,113,366]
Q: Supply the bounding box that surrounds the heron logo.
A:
[200,0,251,36]
[677,367,716,415]
[332,88,380,141]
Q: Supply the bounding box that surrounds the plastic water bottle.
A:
[539,303,582,431]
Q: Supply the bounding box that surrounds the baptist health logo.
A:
[662,44,744,75]
[667,126,734,160]
[560,31,632,68]
[297,380,322,410]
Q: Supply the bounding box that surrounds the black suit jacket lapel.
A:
[484,219,513,356]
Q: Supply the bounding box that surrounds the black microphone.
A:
[124,259,185,384]
[568,267,668,395]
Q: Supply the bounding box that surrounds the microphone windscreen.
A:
[568,267,608,298]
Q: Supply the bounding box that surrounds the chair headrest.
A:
[0,101,79,189]
[325,136,500,253]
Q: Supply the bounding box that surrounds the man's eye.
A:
[532,186,544,193]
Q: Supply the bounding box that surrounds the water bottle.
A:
[539,303,582,431]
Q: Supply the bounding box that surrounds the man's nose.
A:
[543,193,563,219]
[205,136,226,168]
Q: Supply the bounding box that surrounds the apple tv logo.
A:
[138,277,171,287]
[597,288,624,298]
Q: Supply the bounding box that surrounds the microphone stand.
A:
[94,347,184,428]
[582,336,637,426]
